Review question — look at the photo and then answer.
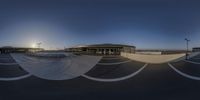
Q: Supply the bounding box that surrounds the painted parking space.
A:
[83,56,147,82]
[99,56,130,63]
[0,65,29,77]
[85,61,146,78]
[0,54,16,63]
[0,58,16,63]
[11,53,102,80]
[0,55,200,100]
[0,54,31,81]
[170,61,200,77]
[0,54,13,58]
[189,55,200,64]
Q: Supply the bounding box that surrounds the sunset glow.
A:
[31,43,36,48]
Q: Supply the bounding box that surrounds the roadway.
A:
[0,54,200,100]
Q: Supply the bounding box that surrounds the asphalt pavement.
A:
[0,54,200,100]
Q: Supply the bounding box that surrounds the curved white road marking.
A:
[183,60,200,65]
[168,63,200,80]
[0,63,18,65]
[97,60,132,65]
[0,74,32,81]
[82,63,148,82]
[11,53,102,80]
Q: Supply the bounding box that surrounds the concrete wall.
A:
[136,51,162,55]
[121,52,186,64]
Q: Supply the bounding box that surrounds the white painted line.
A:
[97,60,132,65]
[168,63,200,80]
[0,63,18,65]
[11,53,102,80]
[183,60,200,65]
[82,63,148,82]
[0,74,32,81]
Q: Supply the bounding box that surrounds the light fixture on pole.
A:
[184,38,190,60]
[36,42,42,51]
[36,42,42,48]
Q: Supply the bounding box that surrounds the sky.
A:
[0,0,200,50]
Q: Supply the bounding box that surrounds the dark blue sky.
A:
[0,0,200,50]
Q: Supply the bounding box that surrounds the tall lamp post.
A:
[36,42,42,51]
[185,38,190,60]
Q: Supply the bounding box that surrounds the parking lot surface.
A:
[0,54,200,100]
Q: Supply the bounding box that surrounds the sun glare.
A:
[31,43,36,48]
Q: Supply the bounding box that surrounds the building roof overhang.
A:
[68,43,135,48]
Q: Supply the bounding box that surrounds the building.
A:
[65,43,136,55]
[192,47,200,52]
[0,46,43,54]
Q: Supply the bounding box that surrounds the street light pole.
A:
[185,38,190,60]
[37,42,41,48]
[36,42,42,51]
